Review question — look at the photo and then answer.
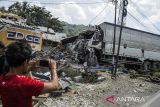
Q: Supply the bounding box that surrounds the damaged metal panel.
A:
[99,22,160,61]
[61,36,78,45]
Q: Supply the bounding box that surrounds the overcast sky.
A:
[0,0,160,34]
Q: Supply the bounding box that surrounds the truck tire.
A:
[144,61,151,71]
[153,62,160,70]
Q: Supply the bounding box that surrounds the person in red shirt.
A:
[0,41,60,107]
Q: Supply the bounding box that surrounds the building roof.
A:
[42,32,67,42]
[37,26,55,34]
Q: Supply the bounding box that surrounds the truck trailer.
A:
[88,22,160,70]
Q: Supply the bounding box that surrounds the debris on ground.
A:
[30,39,160,107]
[35,73,160,107]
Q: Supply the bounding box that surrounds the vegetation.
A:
[62,22,89,37]
[0,6,7,13]
[0,1,63,32]
[0,2,90,36]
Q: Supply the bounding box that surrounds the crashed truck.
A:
[70,22,160,70]
[91,22,160,70]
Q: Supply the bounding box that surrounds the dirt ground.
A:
[38,73,160,107]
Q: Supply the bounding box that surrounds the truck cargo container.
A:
[89,22,160,70]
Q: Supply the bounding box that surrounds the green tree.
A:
[48,18,63,32]
[8,2,63,32]
[0,6,7,12]
[8,2,21,14]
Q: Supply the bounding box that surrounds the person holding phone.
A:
[0,41,61,107]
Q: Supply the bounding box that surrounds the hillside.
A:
[63,22,89,37]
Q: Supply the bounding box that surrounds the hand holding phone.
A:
[48,59,56,69]
[39,59,49,67]
[39,59,56,69]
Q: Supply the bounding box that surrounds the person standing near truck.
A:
[0,41,61,107]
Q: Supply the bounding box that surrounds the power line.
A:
[2,0,107,5]
[91,0,110,24]
[88,4,108,25]
[127,9,158,34]
[1,0,155,32]
[91,1,151,31]
[128,12,151,31]
[129,0,160,34]
[116,2,152,32]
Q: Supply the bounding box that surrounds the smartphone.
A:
[39,59,49,67]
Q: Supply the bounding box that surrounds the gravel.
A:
[38,73,160,107]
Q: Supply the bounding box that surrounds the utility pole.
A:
[118,0,127,26]
[111,0,118,78]
[113,0,128,78]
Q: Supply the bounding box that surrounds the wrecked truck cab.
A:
[0,24,42,52]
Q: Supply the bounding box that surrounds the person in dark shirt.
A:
[0,42,7,75]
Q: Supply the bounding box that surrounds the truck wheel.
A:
[144,61,151,71]
[153,62,160,70]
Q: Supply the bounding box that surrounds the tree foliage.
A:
[63,22,89,37]
[1,2,90,35]
[0,6,7,12]
[7,2,63,32]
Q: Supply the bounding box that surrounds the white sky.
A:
[1,0,160,34]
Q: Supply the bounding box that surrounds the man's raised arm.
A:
[41,59,61,94]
